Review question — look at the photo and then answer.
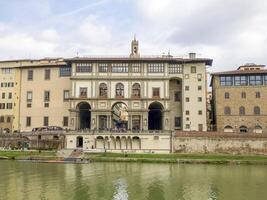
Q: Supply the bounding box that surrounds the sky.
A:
[0,0,267,72]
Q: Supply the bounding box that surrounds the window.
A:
[239,106,245,115]
[44,69,50,80]
[59,66,71,76]
[132,83,141,97]
[234,76,247,86]
[198,110,202,115]
[43,116,49,126]
[265,75,267,85]
[99,115,107,130]
[254,106,260,115]
[148,63,164,73]
[186,97,190,102]
[80,88,87,98]
[0,103,5,109]
[185,110,190,115]
[169,64,182,74]
[6,117,11,123]
[6,103,12,109]
[26,91,32,102]
[175,117,181,127]
[27,70,33,80]
[185,86,189,91]
[220,76,233,86]
[2,68,13,74]
[26,117,31,127]
[44,103,49,108]
[98,64,108,72]
[63,90,69,100]
[0,116,4,123]
[198,124,203,131]
[2,93,5,99]
[132,64,141,73]
[241,92,246,99]
[8,92,12,99]
[175,92,181,101]
[63,116,68,127]
[115,83,124,97]
[224,107,231,115]
[99,83,108,97]
[76,63,92,72]
[249,75,262,85]
[198,86,202,90]
[152,88,160,97]
[256,92,261,98]
[198,97,202,102]
[132,115,141,130]
[224,92,230,99]
[191,66,196,73]
[112,63,128,73]
[44,91,50,102]
[185,124,190,129]
[239,126,248,133]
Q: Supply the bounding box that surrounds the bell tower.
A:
[130,35,140,58]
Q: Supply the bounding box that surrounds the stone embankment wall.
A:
[174,132,267,155]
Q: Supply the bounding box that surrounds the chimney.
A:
[189,52,196,59]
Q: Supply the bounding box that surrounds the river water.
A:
[0,161,266,200]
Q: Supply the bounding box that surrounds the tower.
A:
[130,35,140,58]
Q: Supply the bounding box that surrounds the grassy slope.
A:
[0,150,56,159]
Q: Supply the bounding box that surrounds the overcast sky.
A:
[0,0,267,72]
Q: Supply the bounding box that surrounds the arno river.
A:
[0,161,266,200]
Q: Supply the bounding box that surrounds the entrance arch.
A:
[148,102,164,130]
[77,102,91,129]
[112,102,128,130]
[76,136,83,148]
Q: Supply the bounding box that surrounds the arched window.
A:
[116,83,124,97]
[132,83,141,97]
[254,106,260,115]
[224,125,233,133]
[224,92,230,99]
[239,125,248,133]
[254,125,262,133]
[99,83,107,97]
[239,106,245,115]
[224,107,231,115]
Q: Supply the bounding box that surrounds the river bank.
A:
[1,150,267,165]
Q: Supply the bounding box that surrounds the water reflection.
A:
[0,161,267,200]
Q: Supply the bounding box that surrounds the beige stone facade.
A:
[211,64,267,133]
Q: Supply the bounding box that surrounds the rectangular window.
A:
[27,91,32,102]
[191,66,196,73]
[234,76,247,86]
[0,116,4,123]
[256,92,261,98]
[132,115,141,130]
[8,92,12,99]
[44,69,50,80]
[0,103,5,109]
[168,64,182,74]
[26,117,31,127]
[44,91,50,102]
[43,116,49,126]
[220,76,233,86]
[6,103,12,109]
[27,70,33,81]
[264,75,267,85]
[148,63,164,73]
[186,97,190,102]
[63,90,69,101]
[249,75,262,85]
[185,86,189,91]
[2,68,13,74]
[198,110,202,115]
[63,116,68,127]
[175,117,181,127]
[99,115,107,130]
[185,110,190,115]
[2,93,5,99]
[198,97,202,102]
[198,124,203,131]
[131,64,141,73]
[98,64,108,72]
[152,88,160,97]
[76,63,92,73]
[186,124,190,129]
[59,66,71,76]
[112,63,129,73]
[174,92,181,101]
[198,86,202,90]
[80,87,87,98]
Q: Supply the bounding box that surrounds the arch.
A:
[115,136,121,149]
[112,102,128,130]
[239,106,245,115]
[239,125,248,133]
[132,83,141,97]
[127,136,132,150]
[254,106,260,115]
[148,102,164,130]
[99,83,108,97]
[77,102,91,129]
[224,107,231,115]
[96,136,104,149]
[121,136,127,149]
[115,83,124,97]
[223,125,233,133]
[76,136,83,148]
[132,136,141,150]
[254,125,262,134]
[110,136,116,150]
[104,136,109,149]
